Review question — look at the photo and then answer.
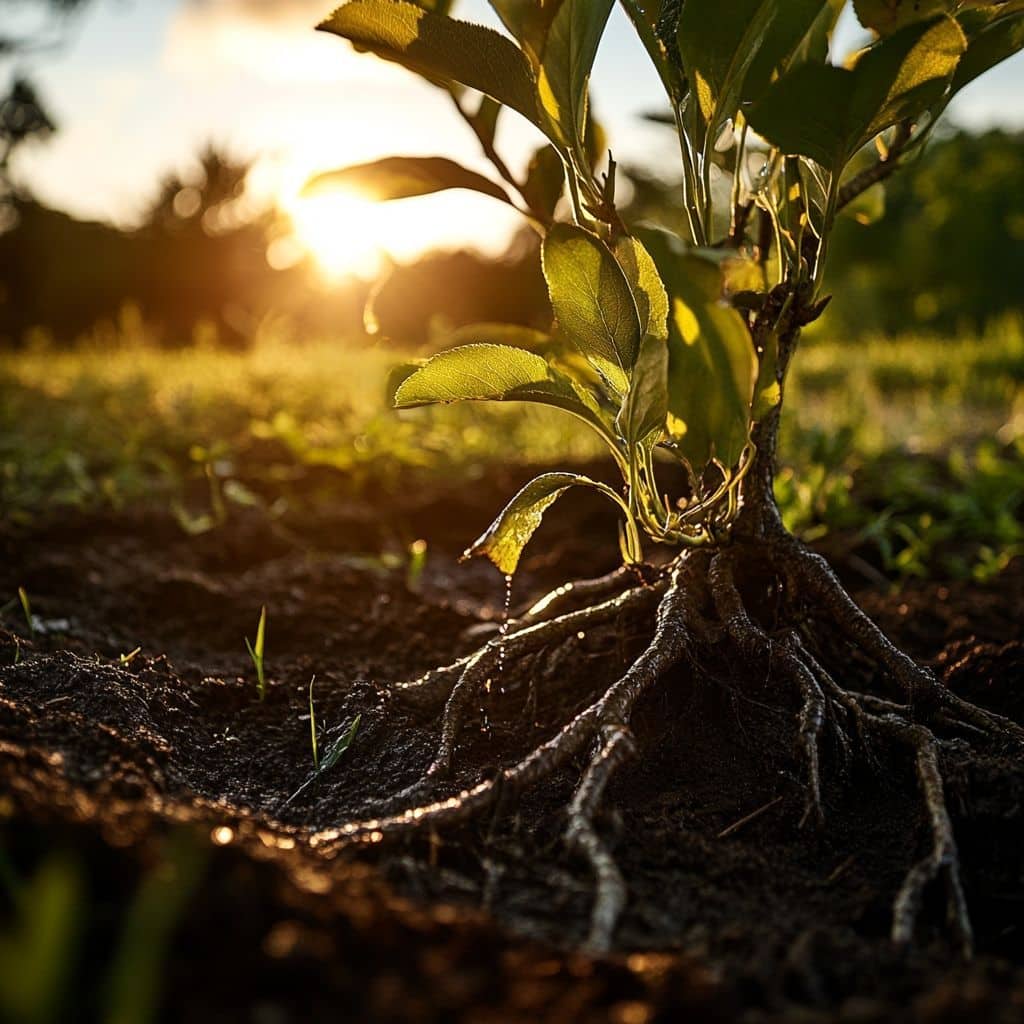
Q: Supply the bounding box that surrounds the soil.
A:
[1,461,1022,1023]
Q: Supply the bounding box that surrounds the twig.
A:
[717,794,784,839]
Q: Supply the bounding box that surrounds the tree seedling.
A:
[310,0,1024,954]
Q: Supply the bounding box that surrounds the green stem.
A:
[674,104,706,245]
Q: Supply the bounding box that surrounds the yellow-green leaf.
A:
[465,471,626,574]
[613,236,670,343]
[542,223,642,397]
[537,0,614,154]
[303,156,512,205]
[319,1,539,124]
[854,0,954,35]
[393,342,608,435]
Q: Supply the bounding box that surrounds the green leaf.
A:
[468,94,502,151]
[303,156,512,205]
[487,0,558,64]
[639,230,756,470]
[393,342,608,433]
[615,334,669,446]
[537,0,615,154]
[742,0,835,104]
[748,63,853,168]
[613,236,670,342]
[749,15,967,171]
[792,0,846,65]
[321,714,361,771]
[542,223,642,397]
[521,144,566,221]
[951,8,1024,94]
[465,471,627,574]
[853,15,966,141]
[385,360,425,406]
[676,0,778,130]
[319,1,539,124]
[854,0,954,35]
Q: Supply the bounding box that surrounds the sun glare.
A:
[277,159,524,282]
[288,191,386,279]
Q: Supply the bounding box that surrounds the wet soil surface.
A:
[1,464,1022,1023]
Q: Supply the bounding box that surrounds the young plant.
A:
[17,586,33,638]
[244,605,267,701]
[284,693,362,809]
[311,0,1024,953]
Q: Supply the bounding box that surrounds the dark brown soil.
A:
[1,464,1022,1023]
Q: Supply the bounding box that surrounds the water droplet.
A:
[497,573,513,674]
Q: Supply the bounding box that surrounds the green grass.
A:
[1,316,1021,578]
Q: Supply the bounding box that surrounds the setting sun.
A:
[278,163,524,281]
[287,191,387,279]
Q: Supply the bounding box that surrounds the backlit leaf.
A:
[854,15,966,141]
[304,156,512,205]
[465,471,626,573]
[749,15,966,171]
[677,0,778,130]
[521,144,566,221]
[542,223,642,397]
[319,1,538,124]
[615,333,669,446]
[613,236,670,342]
[854,0,954,35]
[951,7,1024,93]
[639,229,756,470]
[393,342,608,433]
[537,0,614,153]
[742,0,834,103]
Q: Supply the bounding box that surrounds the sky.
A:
[8,0,1024,272]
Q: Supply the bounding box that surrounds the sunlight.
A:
[288,191,387,280]
[276,158,523,281]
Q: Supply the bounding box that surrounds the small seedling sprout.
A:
[119,646,142,667]
[244,606,267,700]
[308,675,319,769]
[17,587,33,638]
[320,714,361,772]
[280,711,361,810]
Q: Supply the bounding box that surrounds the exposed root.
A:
[785,632,974,952]
[312,564,691,946]
[566,724,635,953]
[512,566,651,630]
[890,724,973,957]
[709,550,826,828]
[784,540,1024,746]
[391,577,665,718]
[311,532,1020,956]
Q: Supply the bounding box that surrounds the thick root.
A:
[309,536,1020,957]
[784,539,1024,746]
[709,550,826,828]
[312,563,692,947]
[566,723,635,953]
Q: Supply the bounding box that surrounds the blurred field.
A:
[2,316,1022,579]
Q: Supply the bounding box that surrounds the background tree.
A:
[0,0,92,179]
